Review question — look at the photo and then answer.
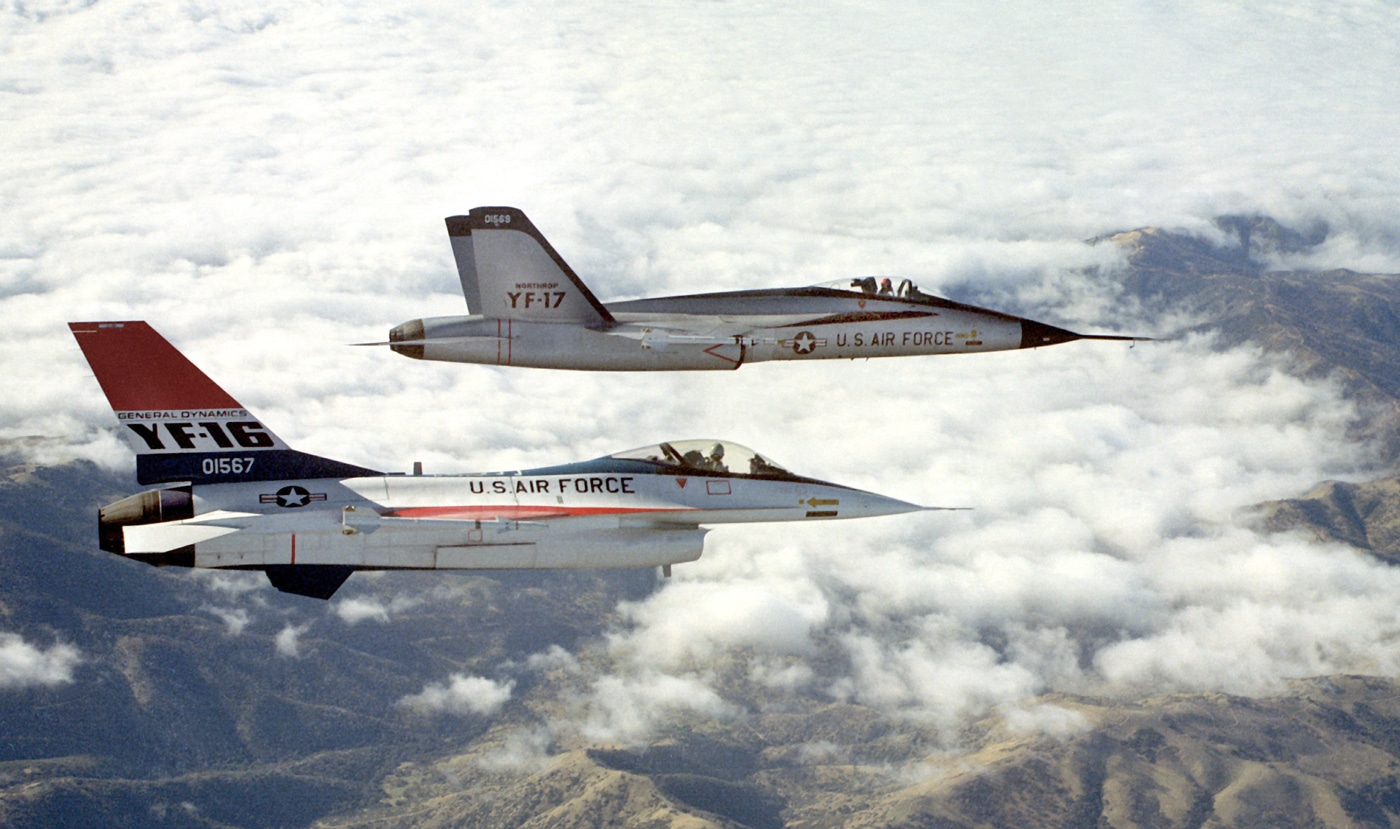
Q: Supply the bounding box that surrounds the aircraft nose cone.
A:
[389,319,425,359]
[843,490,925,518]
[1019,319,1082,349]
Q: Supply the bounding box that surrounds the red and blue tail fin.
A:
[70,321,379,485]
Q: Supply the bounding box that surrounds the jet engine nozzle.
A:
[98,487,194,558]
[389,319,425,359]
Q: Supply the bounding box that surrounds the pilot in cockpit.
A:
[749,454,782,476]
[897,278,928,301]
[704,443,728,473]
[680,443,728,473]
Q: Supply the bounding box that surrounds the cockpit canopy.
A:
[814,276,932,301]
[610,439,792,478]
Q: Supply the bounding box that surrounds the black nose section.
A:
[389,319,425,360]
[1019,319,1083,349]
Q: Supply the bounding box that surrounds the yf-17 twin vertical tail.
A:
[392,208,622,363]
[446,208,614,325]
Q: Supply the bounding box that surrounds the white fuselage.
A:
[391,287,1051,371]
[127,468,916,572]
[406,311,1022,370]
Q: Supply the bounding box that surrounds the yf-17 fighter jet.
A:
[71,321,933,599]
[383,207,1144,370]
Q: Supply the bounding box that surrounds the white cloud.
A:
[1093,535,1400,694]
[1000,704,1093,741]
[274,623,310,658]
[8,0,1400,472]
[0,633,81,690]
[795,740,843,765]
[565,334,1391,739]
[609,579,826,670]
[398,674,513,717]
[475,725,555,774]
[331,597,389,625]
[523,645,581,675]
[203,605,251,636]
[577,671,740,745]
[190,570,266,599]
[748,658,816,693]
[331,594,419,625]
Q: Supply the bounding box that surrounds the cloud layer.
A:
[0,633,81,690]
[5,0,1400,744]
[398,674,514,717]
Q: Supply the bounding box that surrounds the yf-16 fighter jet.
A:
[383,207,1144,370]
[71,321,934,599]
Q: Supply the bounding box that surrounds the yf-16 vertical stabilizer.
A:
[70,322,378,486]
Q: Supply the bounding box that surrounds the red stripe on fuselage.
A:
[387,505,692,520]
[70,321,242,411]
[495,319,513,365]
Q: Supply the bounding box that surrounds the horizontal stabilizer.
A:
[124,522,239,553]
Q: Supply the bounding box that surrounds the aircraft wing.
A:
[601,318,791,350]
[603,324,747,350]
[603,310,940,350]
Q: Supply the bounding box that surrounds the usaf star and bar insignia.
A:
[780,330,827,354]
[260,485,328,508]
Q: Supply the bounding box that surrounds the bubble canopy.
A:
[610,440,792,478]
[812,276,932,300]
